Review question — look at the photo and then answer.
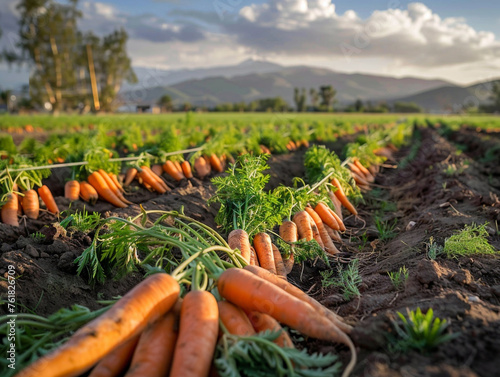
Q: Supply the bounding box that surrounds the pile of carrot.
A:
[15,266,356,377]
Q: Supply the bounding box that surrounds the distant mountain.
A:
[121,64,452,108]
[387,80,497,112]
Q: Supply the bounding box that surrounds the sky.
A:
[1,0,500,85]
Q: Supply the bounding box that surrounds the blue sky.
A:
[1,0,499,85]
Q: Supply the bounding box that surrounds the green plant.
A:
[426,236,443,260]
[391,308,458,353]
[374,217,398,241]
[357,232,369,251]
[388,266,409,291]
[443,223,497,258]
[60,210,101,234]
[321,259,362,301]
[29,232,46,242]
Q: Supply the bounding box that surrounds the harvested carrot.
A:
[124,168,138,187]
[138,167,167,194]
[304,210,324,249]
[88,336,139,377]
[272,244,287,278]
[243,265,353,335]
[88,172,127,208]
[324,224,342,242]
[173,161,184,178]
[16,273,180,377]
[353,159,374,182]
[98,170,132,205]
[228,229,251,264]
[21,189,39,220]
[142,166,169,192]
[328,191,343,221]
[218,268,356,377]
[305,207,338,255]
[108,172,124,193]
[331,178,357,216]
[314,202,339,230]
[253,233,277,274]
[163,161,184,182]
[279,221,297,274]
[170,291,219,377]
[151,164,163,177]
[80,181,98,205]
[292,211,313,241]
[65,180,80,201]
[38,185,59,214]
[218,301,256,336]
[209,154,223,173]
[246,311,294,348]
[194,157,211,179]
[1,193,19,226]
[181,161,193,179]
[249,246,259,266]
[125,308,180,377]
[351,171,370,187]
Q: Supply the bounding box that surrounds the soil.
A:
[1,127,500,377]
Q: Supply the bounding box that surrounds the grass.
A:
[443,223,497,258]
[390,308,458,353]
[388,266,409,291]
[321,259,362,301]
[374,217,398,241]
[426,236,443,260]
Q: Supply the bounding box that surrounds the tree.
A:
[309,88,319,111]
[319,85,336,111]
[490,81,500,111]
[354,99,364,112]
[293,88,306,112]
[157,94,173,112]
[393,102,423,113]
[257,97,287,112]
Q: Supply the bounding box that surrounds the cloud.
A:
[221,1,500,68]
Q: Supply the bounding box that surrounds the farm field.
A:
[1,113,500,377]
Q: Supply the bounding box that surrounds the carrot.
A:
[314,202,340,230]
[305,207,339,255]
[65,180,80,201]
[304,210,324,249]
[351,171,370,187]
[79,181,98,205]
[218,301,256,336]
[331,178,357,216]
[328,207,346,232]
[353,159,374,182]
[218,268,356,377]
[163,161,184,182]
[151,164,163,177]
[1,193,19,226]
[38,185,59,214]
[209,154,223,173]
[243,265,353,335]
[228,229,251,264]
[249,246,259,266]
[324,224,342,242]
[328,190,343,221]
[124,168,138,186]
[279,221,297,274]
[368,164,380,176]
[173,161,184,178]
[108,172,125,193]
[138,167,167,194]
[21,189,39,220]
[260,145,271,154]
[88,172,128,208]
[246,311,294,348]
[272,244,287,278]
[125,308,180,377]
[253,233,277,274]
[181,161,193,179]
[88,336,139,377]
[194,157,211,179]
[17,273,180,377]
[98,170,133,204]
[142,166,170,192]
[292,211,313,241]
[170,290,219,377]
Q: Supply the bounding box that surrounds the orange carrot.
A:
[98,170,132,204]
[88,336,139,377]
[162,161,184,182]
[328,191,343,221]
[1,193,19,226]
[279,221,297,274]
[314,202,339,230]
[246,311,294,348]
[151,164,163,177]
[353,159,374,182]
[138,167,167,194]
[194,157,211,179]
[38,185,59,214]
[218,301,256,336]
[108,172,125,193]
[218,268,356,377]
[170,291,219,377]
[292,211,313,241]
[181,161,193,179]
[249,246,259,266]
[17,273,180,377]
[65,180,80,201]
[305,207,338,255]
[124,168,138,186]
[228,229,251,264]
[253,233,277,274]
[125,309,180,377]
[21,189,39,220]
[142,166,169,192]
[304,210,324,249]
[244,265,353,335]
[351,171,370,187]
[173,161,184,178]
[209,154,223,173]
[272,244,287,279]
[88,172,127,208]
[80,181,98,205]
[331,178,358,215]
[324,224,342,242]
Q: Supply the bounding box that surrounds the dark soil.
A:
[1,128,500,377]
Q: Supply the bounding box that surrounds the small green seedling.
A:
[374,217,398,241]
[426,236,443,260]
[443,223,497,258]
[321,259,362,301]
[388,266,409,291]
